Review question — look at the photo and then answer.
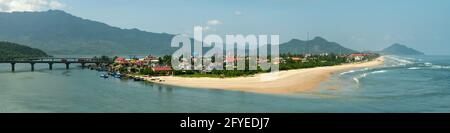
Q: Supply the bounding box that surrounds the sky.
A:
[1,0,449,55]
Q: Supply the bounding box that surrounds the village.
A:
[103,52,379,81]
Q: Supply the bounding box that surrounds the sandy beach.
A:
[141,56,385,95]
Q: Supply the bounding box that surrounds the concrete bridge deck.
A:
[0,57,113,72]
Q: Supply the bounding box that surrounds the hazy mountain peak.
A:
[288,39,304,43]
[382,43,424,55]
[46,9,68,14]
[311,36,327,42]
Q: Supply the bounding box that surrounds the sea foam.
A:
[408,67,421,70]
[370,70,387,74]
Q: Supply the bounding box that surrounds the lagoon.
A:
[1,55,449,112]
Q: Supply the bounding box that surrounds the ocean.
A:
[0,55,449,113]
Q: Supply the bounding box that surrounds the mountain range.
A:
[0,10,175,55]
[0,10,423,56]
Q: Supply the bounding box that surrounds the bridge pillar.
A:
[81,63,86,69]
[11,63,15,72]
[65,63,70,69]
[31,63,35,71]
[49,63,53,70]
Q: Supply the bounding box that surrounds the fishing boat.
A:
[133,77,144,81]
[100,74,109,78]
[113,72,122,78]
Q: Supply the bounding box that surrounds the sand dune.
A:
[142,57,384,95]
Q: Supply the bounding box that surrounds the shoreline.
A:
[138,56,385,95]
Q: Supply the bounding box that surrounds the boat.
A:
[100,74,109,78]
[133,77,144,81]
[114,72,122,78]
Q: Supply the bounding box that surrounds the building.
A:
[114,57,128,64]
[291,57,302,62]
[349,53,368,61]
[152,66,173,75]
[135,60,145,67]
[138,55,159,67]
[320,53,329,56]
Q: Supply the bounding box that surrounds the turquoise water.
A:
[0,55,449,113]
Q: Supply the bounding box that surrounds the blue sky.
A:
[3,0,449,54]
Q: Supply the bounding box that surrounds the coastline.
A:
[138,56,385,95]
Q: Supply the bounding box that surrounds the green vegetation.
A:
[111,53,379,78]
[279,37,357,55]
[0,41,49,59]
[172,54,381,78]
[279,54,347,70]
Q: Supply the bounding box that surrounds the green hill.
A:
[279,37,358,54]
[0,41,49,59]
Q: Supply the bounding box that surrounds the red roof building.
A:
[114,57,128,64]
[152,66,173,71]
[350,53,368,57]
[291,57,302,61]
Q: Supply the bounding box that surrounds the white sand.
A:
[141,57,385,95]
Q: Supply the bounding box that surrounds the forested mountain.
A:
[0,10,175,55]
[0,10,358,56]
[279,37,358,54]
[0,41,48,59]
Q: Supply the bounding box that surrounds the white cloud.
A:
[234,10,242,16]
[207,19,222,26]
[194,25,214,32]
[0,0,65,12]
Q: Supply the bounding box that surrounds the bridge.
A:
[0,57,113,72]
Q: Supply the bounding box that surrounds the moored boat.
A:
[100,74,109,78]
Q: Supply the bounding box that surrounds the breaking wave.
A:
[385,55,415,66]
[408,67,421,70]
[340,68,370,75]
[352,73,369,84]
[370,70,388,74]
[431,65,450,69]
[340,55,449,86]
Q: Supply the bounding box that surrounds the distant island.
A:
[381,43,425,55]
[0,41,49,59]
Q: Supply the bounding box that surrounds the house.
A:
[114,57,128,64]
[320,53,329,56]
[152,66,173,75]
[141,55,159,66]
[291,57,302,62]
[225,57,241,63]
[349,53,368,61]
[135,60,145,67]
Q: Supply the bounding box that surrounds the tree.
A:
[140,68,154,75]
